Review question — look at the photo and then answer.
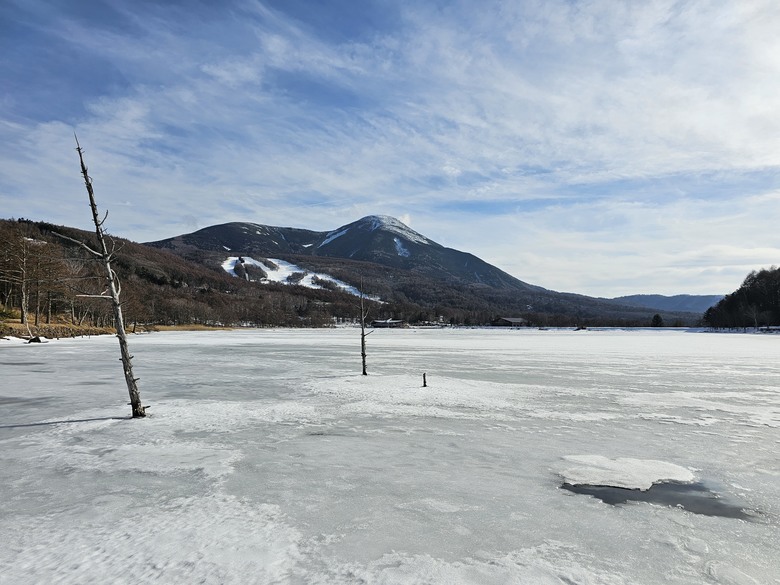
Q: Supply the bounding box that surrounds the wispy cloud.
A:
[1,0,779,296]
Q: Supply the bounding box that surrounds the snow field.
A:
[221,256,363,296]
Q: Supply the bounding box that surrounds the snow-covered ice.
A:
[1,328,778,584]
[559,455,696,490]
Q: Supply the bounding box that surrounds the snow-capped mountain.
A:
[146,215,706,324]
[149,215,539,291]
[315,215,436,260]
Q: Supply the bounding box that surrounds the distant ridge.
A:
[609,294,723,314]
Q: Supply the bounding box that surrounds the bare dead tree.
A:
[359,278,373,376]
[55,136,146,418]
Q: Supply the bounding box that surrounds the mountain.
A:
[147,215,703,326]
[609,294,724,314]
[2,217,707,331]
[149,215,540,291]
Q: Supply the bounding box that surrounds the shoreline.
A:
[0,321,234,341]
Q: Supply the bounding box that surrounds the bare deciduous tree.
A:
[359,278,373,376]
[0,223,60,336]
[55,137,146,418]
[0,225,34,335]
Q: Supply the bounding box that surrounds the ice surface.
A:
[1,329,778,584]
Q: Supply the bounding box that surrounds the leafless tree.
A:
[0,223,58,336]
[743,304,760,331]
[0,225,33,335]
[55,137,146,418]
[359,278,373,376]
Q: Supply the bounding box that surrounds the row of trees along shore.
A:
[703,267,780,329]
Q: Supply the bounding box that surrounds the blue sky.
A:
[1,0,779,297]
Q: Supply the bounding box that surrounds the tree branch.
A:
[52,231,101,258]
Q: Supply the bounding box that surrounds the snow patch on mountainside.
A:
[222,256,364,297]
[221,256,267,280]
[394,237,410,257]
[318,227,349,248]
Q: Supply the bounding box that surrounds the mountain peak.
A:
[358,215,402,230]
[147,214,536,291]
[352,215,432,246]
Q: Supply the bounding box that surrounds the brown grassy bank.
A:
[0,320,114,339]
[0,319,234,340]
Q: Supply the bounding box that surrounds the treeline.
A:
[1,220,73,327]
[298,256,695,327]
[703,267,780,329]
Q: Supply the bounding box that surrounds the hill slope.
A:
[704,267,780,328]
[610,294,723,314]
[149,215,539,291]
[147,215,702,326]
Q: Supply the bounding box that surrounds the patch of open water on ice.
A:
[561,481,763,521]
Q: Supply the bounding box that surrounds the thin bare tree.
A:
[55,136,146,417]
[359,278,373,375]
[0,224,34,336]
[0,223,59,337]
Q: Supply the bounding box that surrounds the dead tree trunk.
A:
[20,255,33,338]
[360,332,367,375]
[359,280,372,376]
[56,137,146,418]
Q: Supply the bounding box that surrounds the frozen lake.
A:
[1,328,778,584]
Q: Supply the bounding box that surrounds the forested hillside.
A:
[1,218,546,332]
[2,218,702,335]
[148,215,542,291]
[0,219,363,334]
[703,267,780,329]
[150,216,704,327]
